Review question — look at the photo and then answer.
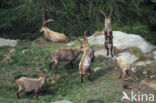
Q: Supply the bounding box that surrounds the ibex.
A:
[100,10,113,57]
[40,4,68,42]
[40,27,69,42]
[114,55,131,80]
[16,71,47,98]
[78,32,95,83]
[49,46,83,73]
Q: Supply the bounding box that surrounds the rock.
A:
[93,67,102,72]
[144,60,152,65]
[135,61,146,66]
[143,70,147,75]
[119,52,138,64]
[135,60,152,66]
[153,51,156,60]
[51,100,72,103]
[22,49,33,54]
[66,42,75,46]
[94,49,107,57]
[149,75,156,79]
[88,31,156,53]
[88,34,104,45]
[0,38,17,47]
[131,66,137,72]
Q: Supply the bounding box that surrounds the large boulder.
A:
[94,49,138,64]
[0,38,17,47]
[88,31,156,53]
[153,51,156,60]
[94,49,107,57]
[118,51,138,64]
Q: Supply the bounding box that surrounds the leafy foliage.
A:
[0,0,156,44]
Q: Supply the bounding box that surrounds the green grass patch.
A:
[0,39,155,103]
[129,47,146,61]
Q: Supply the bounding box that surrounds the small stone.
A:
[135,61,146,66]
[144,60,152,65]
[143,71,147,75]
[93,67,102,72]
[131,66,137,72]
[66,42,75,46]
[51,100,72,103]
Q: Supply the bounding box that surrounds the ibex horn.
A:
[109,9,113,18]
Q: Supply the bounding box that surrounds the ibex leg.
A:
[105,42,109,56]
[110,42,113,57]
[35,88,39,98]
[16,87,23,99]
[119,68,122,79]
[80,74,84,83]
[54,61,59,73]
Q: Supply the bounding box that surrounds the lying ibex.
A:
[78,32,95,83]
[40,27,69,42]
[49,46,83,73]
[40,3,68,42]
[16,71,47,98]
[100,10,113,57]
[114,55,131,80]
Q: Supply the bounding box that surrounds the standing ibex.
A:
[16,71,47,99]
[114,55,131,80]
[100,10,113,57]
[49,46,83,73]
[78,32,95,83]
[40,4,68,42]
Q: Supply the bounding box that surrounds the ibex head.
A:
[40,26,47,32]
[39,71,48,79]
[72,31,89,50]
[100,9,113,27]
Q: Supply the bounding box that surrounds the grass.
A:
[146,52,154,60]
[129,47,146,61]
[0,38,156,103]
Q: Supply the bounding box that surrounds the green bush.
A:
[0,0,156,44]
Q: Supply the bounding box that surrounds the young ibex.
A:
[100,10,113,57]
[114,55,131,80]
[78,32,95,83]
[40,4,68,42]
[49,46,83,73]
[16,71,47,99]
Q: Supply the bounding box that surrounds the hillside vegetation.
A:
[0,0,156,44]
[0,38,156,103]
